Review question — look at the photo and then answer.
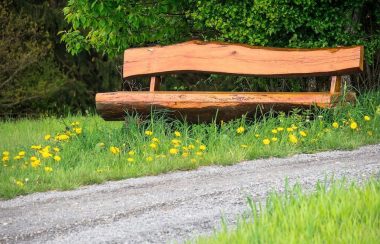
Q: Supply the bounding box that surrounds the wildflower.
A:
[182,152,189,158]
[152,137,159,143]
[146,156,153,162]
[188,144,195,150]
[18,151,26,157]
[30,156,38,161]
[255,134,260,138]
[286,128,294,132]
[289,134,298,144]
[110,146,120,154]
[53,155,61,162]
[271,129,278,134]
[277,127,284,132]
[31,159,41,168]
[174,131,181,137]
[299,131,307,137]
[127,150,135,156]
[31,145,42,150]
[145,130,153,136]
[199,145,206,151]
[171,139,181,145]
[44,166,53,173]
[169,148,178,155]
[263,139,271,145]
[15,180,24,187]
[40,151,52,158]
[332,122,339,129]
[56,134,69,141]
[364,115,371,121]
[271,137,278,142]
[127,157,135,163]
[2,151,9,156]
[291,124,298,130]
[53,147,60,152]
[236,126,245,134]
[368,131,373,136]
[14,155,22,160]
[2,156,9,162]
[196,151,203,156]
[74,128,82,135]
[350,121,358,130]
[149,143,158,149]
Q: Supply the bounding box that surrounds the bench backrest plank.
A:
[123,40,363,79]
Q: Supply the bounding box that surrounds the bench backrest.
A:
[123,40,363,79]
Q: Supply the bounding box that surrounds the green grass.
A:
[196,178,380,244]
[1,92,380,199]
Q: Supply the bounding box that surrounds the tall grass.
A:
[196,179,380,244]
[0,92,380,199]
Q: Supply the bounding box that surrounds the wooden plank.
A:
[123,41,364,79]
[330,76,342,94]
[96,91,344,121]
[149,76,161,92]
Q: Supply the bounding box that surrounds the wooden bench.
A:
[96,40,363,122]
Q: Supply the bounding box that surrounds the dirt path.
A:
[1,144,380,244]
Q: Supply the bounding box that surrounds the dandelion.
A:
[300,131,307,137]
[53,155,61,162]
[146,156,153,162]
[31,145,42,150]
[2,151,9,156]
[44,134,51,140]
[236,126,245,134]
[286,128,294,132]
[31,159,41,168]
[44,166,53,173]
[174,131,181,137]
[145,130,153,136]
[128,150,135,156]
[152,137,159,143]
[169,148,178,155]
[291,124,298,130]
[74,128,82,135]
[15,180,24,187]
[199,145,206,151]
[56,134,69,141]
[350,121,358,130]
[240,144,248,148]
[182,152,189,158]
[171,139,181,145]
[271,129,278,134]
[53,147,60,152]
[71,121,80,126]
[196,151,203,156]
[110,146,120,154]
[263,139,271,145]
[149,143,158,149]
[271,137,278,142]
[18,151,26,157]
[332,122,339,128]
[188,144,195,150]
[367,131,373,136]
[127,157,135,163]
[30,156,38,161]
[255,134,260,138]
[40,151,52,158]
[14,155,22,160]
[277,127,284,132]
[364,115,371,121]
[289,134,298,144]
[2,156,9,162]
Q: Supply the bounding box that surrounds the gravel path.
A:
[1,144,380,244]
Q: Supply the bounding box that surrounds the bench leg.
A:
[150,76,161,92]
[330,76,342,94]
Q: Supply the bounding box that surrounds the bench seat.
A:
[96,91,356,121]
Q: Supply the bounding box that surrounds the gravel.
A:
[1,144,380,244]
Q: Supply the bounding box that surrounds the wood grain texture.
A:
[330,76,342,94]
[149,76,161,92]
[123,40,364,79]
[96,91,356,122]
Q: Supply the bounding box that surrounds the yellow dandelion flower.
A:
[277,127,284,132]
[152,137,159,143]
[199,145,206,151]
[53,155,61,162]
[169,148,178,155]
[53,147,60,152]
[271,129,278,134]
[300,131,307,137]
[127,157,135,163]
[240,144,248,148]
[350,121,358,130]
[56,134,69,141]
[332,122,339,128]
[289,134,298,144]
[263,139,271,145]
[128,150,135,156]
[182,146,189,151]
[271,137,278,142]
[44,134,51,140]
[286,128,293,132]
[2,151,9,156]
[196,151,203,156]
[30,156,38,161]
[2,156,9,162]
[174,131,181,137]
[236,126,245,134]
[71,121,80,126]
[44,166,53,173]
[13,155,22,160]
[145,130,153,136]
[364,115,371,121]
[31,159,41,168]
[110,146,120,154]
[74,128,82,135]
[171,139,181,145]
[146,156,153,162]
[15,180,24,187]
[31,145,42,150]
[188,144,195,150]
[149,143,158,149]
[18,151,26,156]
[182,152,189,158]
